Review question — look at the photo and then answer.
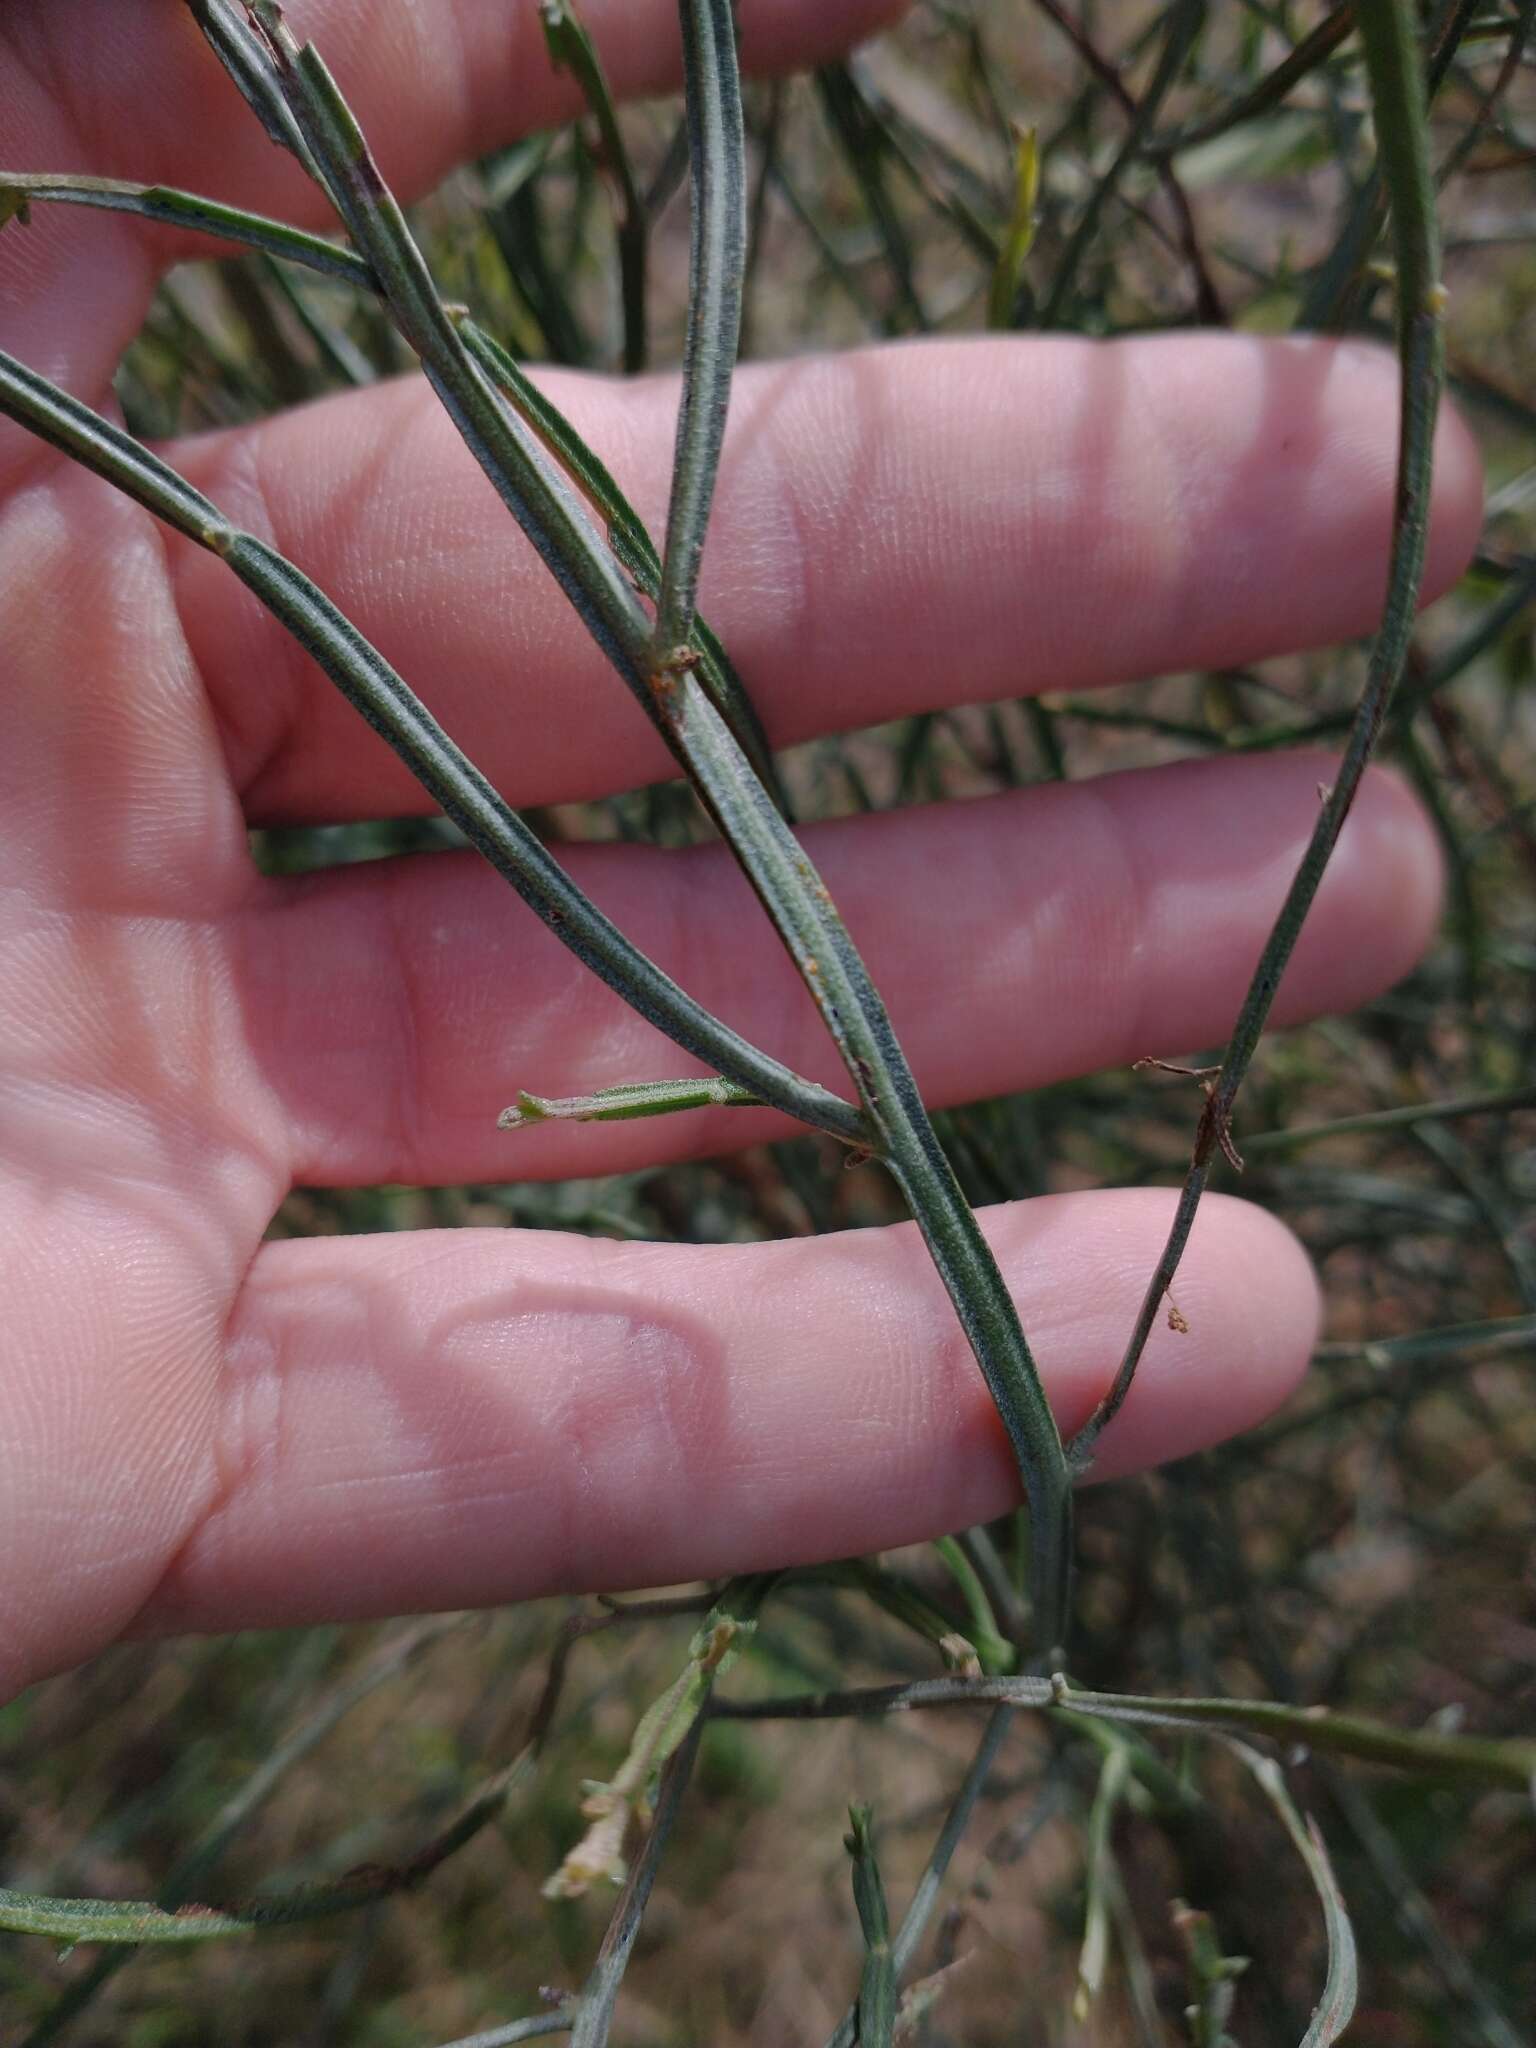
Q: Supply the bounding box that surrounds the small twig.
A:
[709,1675,1536,1791]
[1068,0,1448,1473]
[822,1707,1015,2048]
[567,1721,704,2048]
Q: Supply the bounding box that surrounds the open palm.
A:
[0,0,1481,1701]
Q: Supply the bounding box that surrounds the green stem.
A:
[1243,1084,1536,1155]
[215,0,1073,1654]
[710,1676,1536,1792]
[1069,0,1447,1471]
[653,0,747,661]
[844,1808,896,2048]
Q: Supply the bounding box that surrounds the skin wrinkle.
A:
[161,1251,731,1623]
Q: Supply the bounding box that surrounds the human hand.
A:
[0,0,1482,1701]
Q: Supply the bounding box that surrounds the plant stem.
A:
[1068,0,1448,1471]
[711,1675,1536,1791]
[653,0,747,661]
[214,0,1074,1654]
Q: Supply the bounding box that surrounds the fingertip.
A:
[1354,760,1447,968]
[1310,338,1482,610]
[1083,1194,1320,1481]
[1279,757,1445,1017]
[739,0,911,67]
[1424,390,1486,604]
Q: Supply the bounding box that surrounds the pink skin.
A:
[0,0,1483,1699]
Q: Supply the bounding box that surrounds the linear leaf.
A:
[652,0,747,660]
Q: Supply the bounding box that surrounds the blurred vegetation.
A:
[3,1,1535,2042]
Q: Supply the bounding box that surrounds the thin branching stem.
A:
[1040,0,1207,329]
[1069,0,1448,1471]
[207,0,1074,1653]
[567,1720,704,2048]
[823,1707,1015,2048]
[539,0,648,374]
[710,1675,1536,1791]
[1152,3,1357,159]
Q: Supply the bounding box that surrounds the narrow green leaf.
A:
[1,1889,255,1947]
[823,1709,1018,2048]
[815,63,927,333]
[186,0,321,175]
[987,125,1039,330]
[0,171,363,279]
[1172,1902,1247,2048]
[500,1076,762,1129]
[1073,1746,1131,2022]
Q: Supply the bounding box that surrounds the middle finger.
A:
[236,748,1440,1188]
[169,331,1482,823]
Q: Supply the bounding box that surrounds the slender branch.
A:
[1068,0,1448,1470]
[1242,1083,1536,1156]
[1028,0,1224,321]
[567,1721,704,2048]
[823,1710,1014,2048]
[1040,0,1207,330]
[1152,4,1357,159]
[709,1675,1536,1791]
[433,2018,575,2048]
[209,0,1073,1654]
